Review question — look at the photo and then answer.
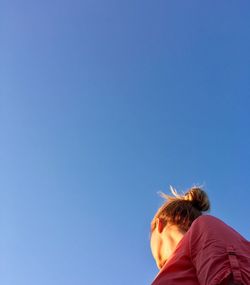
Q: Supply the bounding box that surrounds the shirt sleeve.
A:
[188,216,233,285]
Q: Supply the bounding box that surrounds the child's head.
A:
[150,186,210,269]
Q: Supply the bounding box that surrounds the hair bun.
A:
[184,187,210,212]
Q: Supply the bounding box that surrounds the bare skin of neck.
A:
[159,225,185,268]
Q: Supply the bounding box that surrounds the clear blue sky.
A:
[1,1,250,285]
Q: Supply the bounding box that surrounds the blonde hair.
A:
[151,186,210,233]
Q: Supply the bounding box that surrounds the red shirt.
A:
[151,215,250,285]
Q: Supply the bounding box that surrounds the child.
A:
[150,187,250,285]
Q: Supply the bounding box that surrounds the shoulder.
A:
[191,214,224,228]
[189,214,246,243]
[187,215,230,241]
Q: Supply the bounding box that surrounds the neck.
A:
[162,225,185,261]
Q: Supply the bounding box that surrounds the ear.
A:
[155,218,164,234]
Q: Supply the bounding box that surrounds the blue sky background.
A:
[1,1,250,285]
